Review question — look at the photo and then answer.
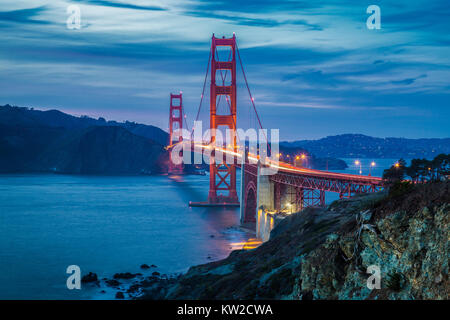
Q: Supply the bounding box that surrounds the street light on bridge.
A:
[355,160,362,175]
[369,161,376,176]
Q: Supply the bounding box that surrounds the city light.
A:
[394,162,400,168]
[355,160,362,174]
[369,161,376,176]
[301,154,306,159]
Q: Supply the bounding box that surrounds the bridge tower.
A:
[168,92,184,175]
[208,34,239,205]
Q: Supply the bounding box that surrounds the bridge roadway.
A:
[175,141,382,187]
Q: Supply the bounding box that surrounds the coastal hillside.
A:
[282,134,450,159]
[0,105,168,174]
[0,104,168,145]
[37,126,167,175]
[141,181,449,300]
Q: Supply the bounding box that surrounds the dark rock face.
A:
[148,181,448,300]
[140,264,150,269]
[81,272,98,283]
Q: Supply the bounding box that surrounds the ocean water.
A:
[0,158,402,299]
[0,174,250,299]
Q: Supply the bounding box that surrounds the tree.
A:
[383,158,407,186]
[405,154,450,182]
[432,154,450,181]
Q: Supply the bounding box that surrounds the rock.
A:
[434,274,443,284]
[106,279,120,287]
[140,264,150,269]
[158,181,449,300]
[81,272,98,283]
[127,284,142,293]
[152,271,160,276]
[150,264,157,268]
[359,210,372,222]
[115,292,125,299]
[114,272,138,280]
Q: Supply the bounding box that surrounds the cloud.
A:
[391,74,427,86]
[183,10,323,30]
[0,6,50,25]
[71,0,167,11]
[0,0,449,139]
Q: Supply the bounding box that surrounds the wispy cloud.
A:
[71,0,167,11]
[0,0,448,139]
[0,6,50,25]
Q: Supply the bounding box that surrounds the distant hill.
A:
[282,134,450,159]
[0,104,168,145]
[279,145,347,170]
[0,104,168,174]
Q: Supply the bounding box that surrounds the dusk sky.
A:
[1,0,449,140]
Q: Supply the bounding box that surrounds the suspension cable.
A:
[236,42,271,154]
[191,46,212,140]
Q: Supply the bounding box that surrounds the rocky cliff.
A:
[142,181,449,300]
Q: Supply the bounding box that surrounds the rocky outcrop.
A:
[81,272,98,283]
[147,181,448,300]
[293,201,448,300]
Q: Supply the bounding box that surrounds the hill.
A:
[0,104,168,174]
[282,134,450,159]
[0,104,168,145]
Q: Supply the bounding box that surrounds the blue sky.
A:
[0,0,449,140]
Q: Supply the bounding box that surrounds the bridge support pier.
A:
[256,162,275,241]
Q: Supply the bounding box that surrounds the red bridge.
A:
[167,34,383,238]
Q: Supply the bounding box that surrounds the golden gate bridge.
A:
[166,34,383,237]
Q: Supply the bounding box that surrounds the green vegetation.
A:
[383,154,449,186]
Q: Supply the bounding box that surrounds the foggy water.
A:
[0,158,402,299]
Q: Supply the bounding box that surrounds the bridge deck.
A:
[174,141,383,186]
